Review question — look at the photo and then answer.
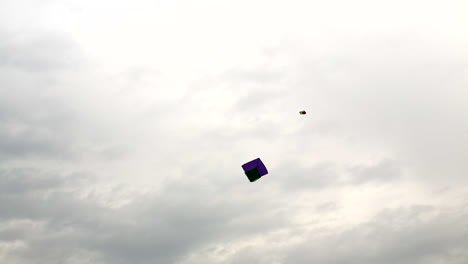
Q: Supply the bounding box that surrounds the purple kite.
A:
[242,158,268,182]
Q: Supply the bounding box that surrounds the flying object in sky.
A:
[242,158,268,182]
[299,110,306,115]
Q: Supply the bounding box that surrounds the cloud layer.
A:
[0,0,467,263]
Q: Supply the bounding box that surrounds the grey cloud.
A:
[285,205,468,264]
[0,30,86,161]
[0,92,79,160]
[0,168,94,221]
[273,162,340,191]
[0,29,83,72]
[273,159,402,192]
[227,246,275,264]
[0,167,291,264]
[347,159,402,184]
[2,168,468,264]
[0,30,133,162]
[0,168,64,195]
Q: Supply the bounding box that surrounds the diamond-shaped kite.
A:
[242,158,268,182]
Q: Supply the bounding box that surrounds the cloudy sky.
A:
[1,0,467,263]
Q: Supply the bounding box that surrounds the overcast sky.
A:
[1,0,467,263]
